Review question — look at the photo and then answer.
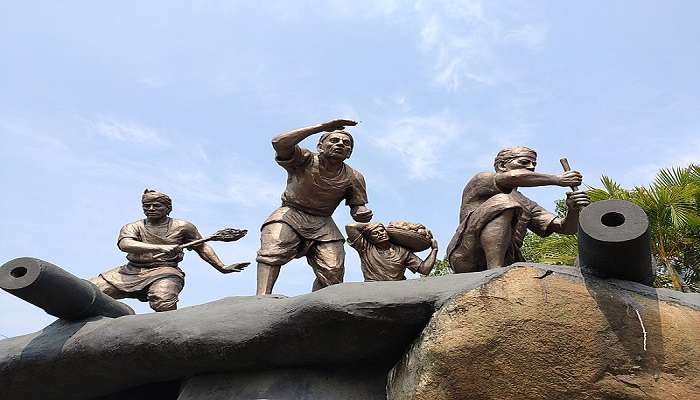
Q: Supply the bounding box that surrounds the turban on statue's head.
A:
[318,130,354,148]
[142,189,172,208]
[493,146,537,171]
[361,223,385,238]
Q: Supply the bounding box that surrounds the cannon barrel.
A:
[577,200,654,284]
[0,257,134,320]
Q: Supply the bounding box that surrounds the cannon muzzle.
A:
[577,200,654,284]
[0,257,134,320]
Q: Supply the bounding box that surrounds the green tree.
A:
[430,258,451,276]
[521,199,578,266]
[521,232,578,266]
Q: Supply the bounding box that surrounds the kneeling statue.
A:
[90,190,248,312]
[446,147,590,272]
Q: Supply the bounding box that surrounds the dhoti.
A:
[446,193,525,273]
[89,264,185,311]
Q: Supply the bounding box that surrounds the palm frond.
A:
[588,176,632,202]
[655,166,692,188]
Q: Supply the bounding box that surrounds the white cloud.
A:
[372,94,411,113]
[201,0,401,20]
[372,113,463,179]
[325,0,400,18]
[95,118,165,145]
[224,173,281,208]
[163,168,279,209]
[1,118,72,154]
[621,138,700,186]
[192,0,546,92]
[415,0,547,90]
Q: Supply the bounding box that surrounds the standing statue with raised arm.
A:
[446,147,590,273]
[90,190,248,312]
[346,222,438,281]
[256,119,373,295]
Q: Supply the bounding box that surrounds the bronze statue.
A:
[256,119,373,295]
[346,222,438,281]
[446,147,590,272]
[90,190,248,312]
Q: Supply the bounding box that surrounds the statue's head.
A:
[494,147,537,173]
[141,189,172,220]
[317,130,354,161]
[362,223,390,245]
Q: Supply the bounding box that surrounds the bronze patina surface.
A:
[90,189,247,312]
[346,222,438,281]
[447,147,590,272]
[256,119,373,295]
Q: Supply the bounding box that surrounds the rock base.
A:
[388,266,700,400]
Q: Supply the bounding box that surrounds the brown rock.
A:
[388,265,700,400]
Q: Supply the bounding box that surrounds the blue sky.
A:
[2,1,699,337]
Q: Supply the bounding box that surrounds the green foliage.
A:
[521,232,578,266]
[553,198,568,218]
[653,271,674,289]
[430,258,451,276]
[522,198,578,265]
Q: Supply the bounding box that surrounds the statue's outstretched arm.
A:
[271,119,357,160]
[495,169,582,191]
[118,238,176,256]
[193,243,248,274]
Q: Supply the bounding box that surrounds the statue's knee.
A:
[149,295,178,312]
[89,276,110,292]
[317,269,343,285]
[487,208,515,225]
[147,279,182,312]
[450,255,476,273]
[89,276,122,297]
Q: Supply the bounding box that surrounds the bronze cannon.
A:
[0,257,134,320]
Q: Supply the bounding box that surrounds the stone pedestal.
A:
[387,266,700,400]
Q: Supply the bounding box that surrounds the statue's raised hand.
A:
[321,119,358,132]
